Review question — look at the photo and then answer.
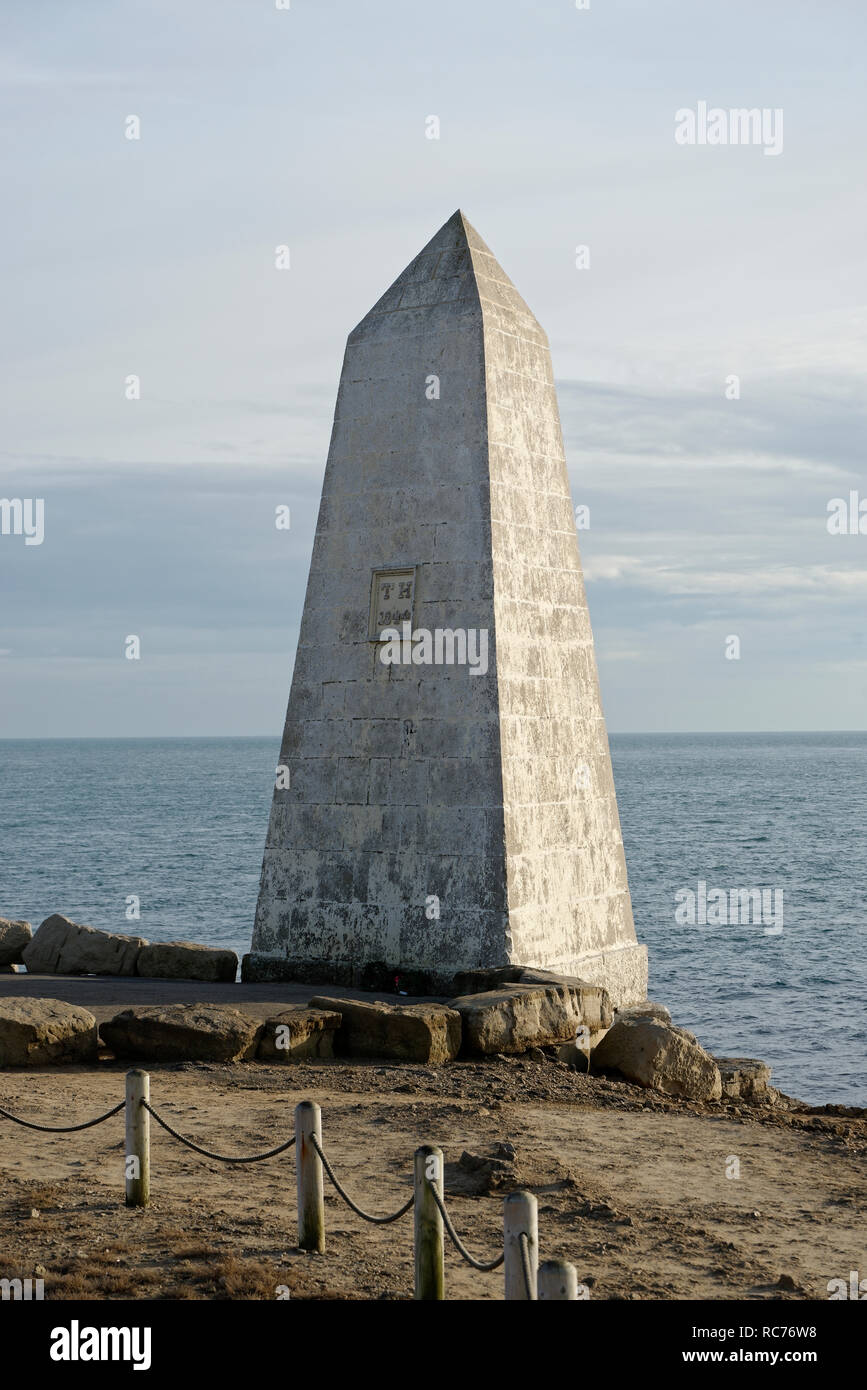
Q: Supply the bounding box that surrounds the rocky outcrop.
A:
[100,1005,262,1063]
[592,1016,722,1100]
[22,915,146,977]
[715,1056,774,1104]
[257,1007,342,1062]
[309,996,461,1064]
[0,918,32,967]
[0,997,99,1066]
[136,942,238,983]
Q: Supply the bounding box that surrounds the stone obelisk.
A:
[250,210,646,1006]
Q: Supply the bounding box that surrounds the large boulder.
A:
[449,978,608,1056]
[592,1016,722,1100]
[100,1004,262,1062]
[309,996,461,1064]
[257,1007,342,1062]
[136,941,238,983]
[0,918,32,966]
[0,997,99,1066]
[22,914,146,976]
[451,967,612,1031]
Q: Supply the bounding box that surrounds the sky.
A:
[1,0,866,736]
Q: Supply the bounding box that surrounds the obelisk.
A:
[250,210,647,1006]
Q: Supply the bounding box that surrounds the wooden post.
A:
[504,1190,538,1300]
[413,1145,444,1300]
[295,1101,325,1253]
[125,1069,150,1208]
[538,1258,579,1300]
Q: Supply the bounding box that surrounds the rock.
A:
[0,997,99,1066]
[592,1016,722,1101]
[0,917,32,966]
[557,1040,591,1070]
[615,1000,672,1025]
[136,941,238,983]
[257,1007,342,1062]
[453,1146,518,1193]
[308,996,461,1064]
[100,1004,262,1062]
[449,980,606,1056]
[22,914,146,976]
[715,1056,773,1103]
[517,970,613,1030]
[0,963,26,975]
[451,966,613,1030]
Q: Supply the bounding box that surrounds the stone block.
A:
[449,982,587,1056]
[257,1007,342,1062]
[22,914,146,977]
[0,997,98,1066]
[715,1056,773,1102]
[100,1005,262,1063]
[136,941,238,983]
[309,995,461,1064]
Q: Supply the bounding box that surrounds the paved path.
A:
[0,974,436,1024]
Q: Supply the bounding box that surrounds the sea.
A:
[0,732,864,1106]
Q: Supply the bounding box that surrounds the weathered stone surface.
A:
[516,970,613,1030]
[449,982,594,1056]
[100,1005,262,1062]
[452,966,523,995]
[0,918,32,966]
[251,210,647,1008]
[592,1016,722,1100]
[309,996,461,1064]
[715,1056,772,1102]
[136,941,238,983]
[257,1007,342,1062]
[615,1000,672,1025]
[241,953,354,987]
[0,997,98,1066]
[22,915,146,977]
[452,966,612,1030]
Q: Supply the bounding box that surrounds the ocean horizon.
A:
[1,731,864,1107]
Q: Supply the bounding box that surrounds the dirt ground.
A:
[1,1055,863,1301]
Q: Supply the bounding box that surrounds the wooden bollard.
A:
[295,1101,325,1253]
[538,1258,579,1300]
[125,1069,150,1208]
[413,1145,444,1301]
[504,1190,538,1300]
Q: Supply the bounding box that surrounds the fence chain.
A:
[142,1101,296,1163]
[311,1133,413,1224]
[424,1178,505,1272]
[0,1100,125,1133]
[518,1230,537,1300]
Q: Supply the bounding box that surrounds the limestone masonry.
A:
[251,210,647,1006]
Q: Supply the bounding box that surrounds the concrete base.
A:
[243,941,647,1010]
[547,943,648,1011]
